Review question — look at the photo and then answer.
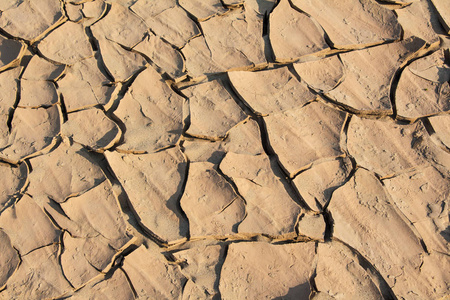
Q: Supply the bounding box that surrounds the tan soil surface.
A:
[0,0,448,299]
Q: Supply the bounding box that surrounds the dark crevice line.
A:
[219,76,254,117]
[377,177,432,255]
[220,1,244,10]
[257,116,311,209]
[94,151,168,247]
[308,242,319,295]
[155,32,184,52]
[421,117,450,152]
[390,64,404,118]
[443,48,450,64]
[223,73,312,210]
[59,248,140,300]
[58,231,75,289]
[129,2,191,51]
[104,67,147,115]
[107,113,127,149]
[114,243,140,266]
[213,243,229,300]
[422,112,437,139]
[44,197,73,226]
[84,27,115,84]
[131,33,411,91]
[293,212,302,236]
[85,253,105,273]
[322,209,334,242]
[390,46,441,119]
[435,250,450,257]
[0,246,22,293]
[267,235,314,245]
[168,84,191,136]
[178,71,238,90]
[0,195,19,217]
[286,63,303,83]
[60,0,70,21]
[215,163,249,232]
[336,239,398,300]
[6,72,21,132]
[30,16,68,47]
[58,92,69,123]
[375,0,409,8]
[116,66,147,96]
[85,27,99,52]
[152,144,177,154]
[262,0,277,64]
[322,159,357,241]
[419,239,430,254]
[119,267,138,298]
[287,0,335,50]
[263,34,275,63]
[87,42,128,85]
[162,250,181,264]
[128,39,174,80]
[86,2,111,28]
[21,241,61,257]
[0,27,17,40]
[177,84,249,225]
[31,32,67,65]
[175,151,191,240]
[180,277,190,299]
[166,234,315,254]
[318,94,394,119]
[5,49,35,132]
[339,113,352,156]
[286,0,310,16]
[176,0,204,35]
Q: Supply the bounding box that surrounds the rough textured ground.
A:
[0,0,449,299]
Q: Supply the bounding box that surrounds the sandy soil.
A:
[0,0,449,299]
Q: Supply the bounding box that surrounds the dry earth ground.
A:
[0,0,449,299]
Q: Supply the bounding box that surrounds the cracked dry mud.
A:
[0,0,449,299]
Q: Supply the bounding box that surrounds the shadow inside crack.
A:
[272,282,310,300]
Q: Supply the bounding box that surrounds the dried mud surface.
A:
[0,0,449,299]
